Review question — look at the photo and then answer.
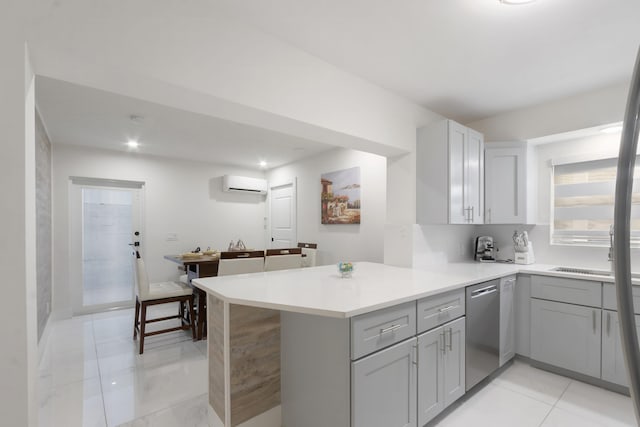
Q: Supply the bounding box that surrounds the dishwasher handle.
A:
[471,284,498,298]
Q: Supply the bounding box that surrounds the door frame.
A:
[69,177,145,315]
[268,178,297,249]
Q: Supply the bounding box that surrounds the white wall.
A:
[268,149,386,265]
[468,83,629,141]
[52,144,267,318]
[0,10,39,423]
[412,225,478,269]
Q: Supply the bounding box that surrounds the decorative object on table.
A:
[180,252,202,259]
[203,246,218,256]
[227,239,247,251]
[337,261,354,278]
[513,230,535,264]
[321,167,361,224]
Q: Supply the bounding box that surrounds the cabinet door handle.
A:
[607,312,611,337]
[470,206,474,223]
[487,208,491,224]
[440,332,446,355]
[412,344,418,366]
[447,328,453,351]
[593,310,597,334]
[439,305,455,313]
[379,324,403,335]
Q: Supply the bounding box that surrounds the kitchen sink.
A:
[552,267,640,279]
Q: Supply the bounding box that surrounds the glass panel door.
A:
[70,181,143,314]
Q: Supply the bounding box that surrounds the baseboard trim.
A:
[529,358,630,396]
[208,404,282,427]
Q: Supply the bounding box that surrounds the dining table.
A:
[164,254,220,340]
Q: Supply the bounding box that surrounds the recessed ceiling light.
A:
[500,0,536,4]
[600,125,624,134]
[129,114,145,124]
[126,139,139,149]
[259,160,267,168]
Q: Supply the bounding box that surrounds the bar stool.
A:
[133,251,196,354]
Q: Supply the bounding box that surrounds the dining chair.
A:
[297,242,318,267]
[133,251,196,354]
[218,250,265,276]
[264,248,303,271]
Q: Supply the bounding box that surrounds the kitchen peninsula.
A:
[192,262,631,427]
[193,262,518,427]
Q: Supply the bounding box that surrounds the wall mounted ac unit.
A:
[222,175,268,195]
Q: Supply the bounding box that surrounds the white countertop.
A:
[192,261,632,319]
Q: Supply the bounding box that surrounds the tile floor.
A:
[39,306,638,427]
[434,360,637,427]
[39,304,209,427]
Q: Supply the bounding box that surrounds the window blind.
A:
[551,156,640,246]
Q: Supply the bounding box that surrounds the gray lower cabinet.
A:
[499,276,516,367]
[417,317,465,426]
[352,338,417,427]
[531,298,601,378]
[601,310,640,386]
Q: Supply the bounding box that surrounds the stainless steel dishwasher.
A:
[465,279,500,391]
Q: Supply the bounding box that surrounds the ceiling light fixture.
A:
[499,0,536,4]
[259,160,267,168]
[126,139,139,149]
[600,125,624,134]
[129,114,145,124]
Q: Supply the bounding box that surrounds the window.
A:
[551,156,640,246]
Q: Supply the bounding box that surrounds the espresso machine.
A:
[475,236,496,262]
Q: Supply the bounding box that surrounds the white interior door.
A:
[70,178,144,315]
[270,181,297,249]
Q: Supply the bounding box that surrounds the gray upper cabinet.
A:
[417,119,484,224]
[531,298,601,378]
[417,317,465,426]
[484,142,536,224]
[351,338,417,427]
[602,310,640,387]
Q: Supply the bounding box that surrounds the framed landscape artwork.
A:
[321,167,361,224]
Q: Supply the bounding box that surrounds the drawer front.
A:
[531,275,601,307]
[417,289,465,333]
[351,301,416,360]
[603,283,640,313]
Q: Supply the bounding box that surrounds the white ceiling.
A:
[217,0,640,123]
[32,0,640,166]
[35,77,335,170]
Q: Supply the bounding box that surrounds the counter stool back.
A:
[297,242,318,267]
[218,250,265,276]
[265,248,303,271]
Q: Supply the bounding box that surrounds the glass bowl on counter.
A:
[337,261,354,278]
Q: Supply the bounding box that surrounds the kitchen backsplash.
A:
[412,223,640,271]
